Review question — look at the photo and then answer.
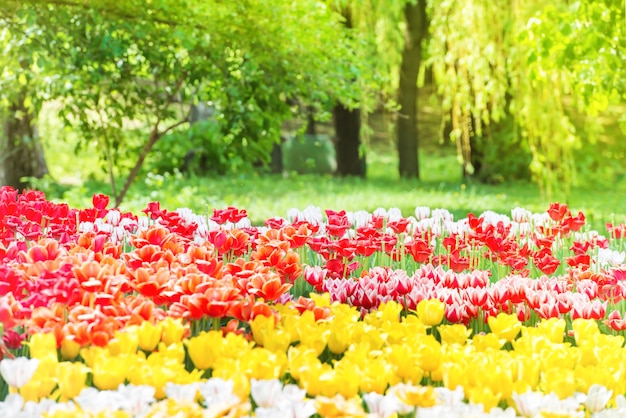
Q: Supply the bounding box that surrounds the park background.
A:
[1,0,625,226]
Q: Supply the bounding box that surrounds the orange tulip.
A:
[246,273,292,301]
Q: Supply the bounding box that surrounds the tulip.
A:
[572,318,600,346]
[416,298,445,327]
[137,321,162,352]
[487,313,521,342]
[92,354,130,390]
[19,358,57,402]
[466,386,501,412]
[27,333,58,363]
[438,324,471,345]
[185,331,224,370]
[536,318,566,344]
[56,361,89,400]
[0,357,39,389]
[60,337,81,361]
[385,345,423,383]
[584,384,613,413]
[416,335,442,373]
[540,368,576,399]
[160,317,187,346]
[388,383,438,408]
[314,394,366,418]
[107,328,139,356]
[250,378,283,408]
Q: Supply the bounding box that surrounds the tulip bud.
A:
[416,299,445,327]
[487,313,521,342]
[137,321,162,352]
[61,337,81,361]
[160,317,186,346]
[28,333,58,363]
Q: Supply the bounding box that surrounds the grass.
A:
[35,102,626,232]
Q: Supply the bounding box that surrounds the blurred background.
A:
[1,0,625,227]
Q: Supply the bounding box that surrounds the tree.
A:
[1,0,372,206]
[333,8,366,177]
[0,12,50,190]
[426,0,626,194]
[397,0,428,179]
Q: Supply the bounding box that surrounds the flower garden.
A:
[1,186,626,417]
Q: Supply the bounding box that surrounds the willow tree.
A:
[2,0,370,205]
[427,0,626,194]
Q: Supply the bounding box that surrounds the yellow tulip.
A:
[137,321,162,352]
[327,324,352,354]
[473,333,504,351]
[56,361,89,400]
[58,338,80,361]
[315,395,366,418]
[27,333,58,363]
[107,329,139,356]
[322,367,361,398]
[160,317,187,346]
[466,386,501,412]
[358,358,394,394]
[262,328,292,353]
[439,324,472,345]
[300,326,330,356]
[572,318,600,346]
[356,324,386,351]
[540,345,580,371]
[128,360,171,399]
[309,292,331,307]
[537,318,566,344]
[513,357,540,391]
[92,354,131,390]
[287,347,319,381]
[416,298,445,327]
[365,300,403,326]
[184,330,224,370]
[416,335,442,372]
[541,369,576,399]
[153,341,186,364]
[238,348,286,380]
[19,358,57,402]
[442,362,469,392]
[249,314,275,347]
[385,345,423,383]
[299,362,331,397]
[388,383,438,407]
[487,313,521,342]
[484,364,514,400]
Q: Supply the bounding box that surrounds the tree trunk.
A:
[397,0,428,179]
[334,10,365,177]
[0,95,48,190]
[334,104,365,177]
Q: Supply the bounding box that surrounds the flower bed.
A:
[1,186,626,417]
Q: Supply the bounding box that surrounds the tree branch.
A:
[3,0,207,31]
[114,73,192,207]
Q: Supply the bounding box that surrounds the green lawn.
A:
[38,148,624,233]
[35,103,626,232]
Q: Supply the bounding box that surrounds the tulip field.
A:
[2,186,626,417]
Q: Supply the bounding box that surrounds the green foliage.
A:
[283,134,337,175]
[470,118,532,184]
[1,0,376,204]
[426,0,626,196]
